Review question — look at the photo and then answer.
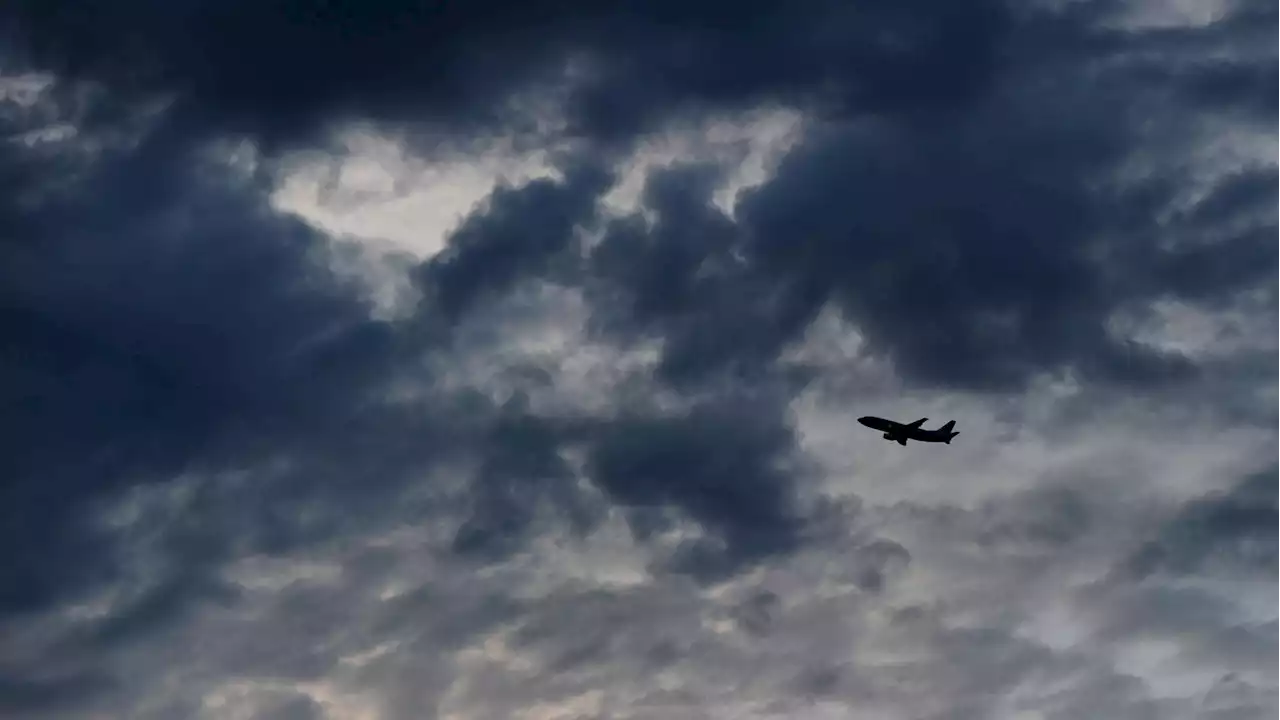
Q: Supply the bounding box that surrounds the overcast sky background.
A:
[0,1,1276,718]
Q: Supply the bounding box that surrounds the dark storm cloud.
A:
[6,0,1013,149]
[564,6,1270,392]
[0,672,113,716]
[0,0,1275,715]
[562,0,1013,143]
[1125,468,1278,580]
[0,139,624,664]
[1117,0,1278,122]
[590,162,826,385]
[444,384,817,579]
[587,393,807,581]
[0,97,785,718]
[6,0,1270,394]
[589,15,1274,390]
[450,398,600,559]
[0,103,790,718]
[0,104,441,615]
[419,160,613,322]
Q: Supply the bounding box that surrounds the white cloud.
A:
[1107,0,1237,30]
[0,72,57,107]
[1109,291,1277,361]
[17,365,1272,719]
[601,107,805,219]
[396,280,667,417]
[266,107,804,319]
[267,109,803,262]
[270,126,563,261]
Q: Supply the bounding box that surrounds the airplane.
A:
[857,416,958,446]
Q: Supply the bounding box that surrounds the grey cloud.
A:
[260,696,325,720]
[589,162,825,386]
[0,0,1274,717]
[586,395,807,582]
[976,486,1095,555]
[447,385,819,576]
[0,124,393,613]
[671,103,1189,388]
[1200,673,1279,720]
[418,160,614,323]
[0,672,114,716]
[1125,468,1278,580]
[6,0,1016,150]
[451,400,600,559]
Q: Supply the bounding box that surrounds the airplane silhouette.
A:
[858,416,958,446]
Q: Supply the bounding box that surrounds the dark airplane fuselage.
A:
[858,416,958,445]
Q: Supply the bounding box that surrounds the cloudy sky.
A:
[1,1,1276,718]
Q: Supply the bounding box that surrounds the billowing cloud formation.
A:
[8,0,1014,146]
[0,0,1275,717]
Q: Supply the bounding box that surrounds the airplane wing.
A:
[896,437,907,446]
[906,417,927,429]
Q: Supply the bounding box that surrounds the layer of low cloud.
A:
[1,0,1275,717]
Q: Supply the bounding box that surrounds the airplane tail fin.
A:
[940,420,957,444]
